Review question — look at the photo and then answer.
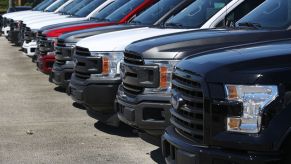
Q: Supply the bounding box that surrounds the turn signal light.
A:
[102,56,110,75]
[160,66,168,89]
[226,85,238,100]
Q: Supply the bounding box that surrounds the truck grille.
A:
[122,51,145,94]
[55,39,74,65]
[122,83,144,94]
[170,70,204,143]
[38,33,48,55]
[75,46,90,56]
[24,27,32,42]
[124,52,144,65]
[74,46,102,80]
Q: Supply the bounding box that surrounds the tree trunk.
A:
[9,0,15,8]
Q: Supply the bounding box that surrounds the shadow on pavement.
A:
[94,121,138,138]
[72,102,86,110]
[150,148,166,164]
[54,86,67,93]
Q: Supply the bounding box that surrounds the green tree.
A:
[0,0,8,13]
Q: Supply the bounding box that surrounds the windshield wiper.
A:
[164,22,184,28]
[89,17,101,21]
[130,20,142,25]
[238,22,262,29]
[104,18,111,22]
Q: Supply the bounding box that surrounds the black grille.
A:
[123,83,144,94]
[24,27,32,42]
[170,71,204,143]
[122,51,145,94]
[124,52,144,65]
[56,40,74,56]
[56,39,65,47]
[75,71,90,79]
[75,46,90,56]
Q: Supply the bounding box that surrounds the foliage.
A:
[0,0,8,13]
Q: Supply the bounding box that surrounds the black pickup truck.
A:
[116,0,291,137]
[68,0,267,127]
[50,0,194,88]
[162,38,291,164]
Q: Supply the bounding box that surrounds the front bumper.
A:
[36,54,55,74]
[116,86,171,136]
[50,61,74,87]
[22,41,37,56]
[68,74,121,113]
[162,126,281,164]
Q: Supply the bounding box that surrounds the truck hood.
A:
[76,27,191,51]
[23,14,68,24]
[177,39,291,84]
[39,20,90,31]
[60,24,145,43]
[124,29,291,60]
[9,12,51,20]
[28,17,86,30]
[3,11,37,18]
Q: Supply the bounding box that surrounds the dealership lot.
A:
[0,36,163,164]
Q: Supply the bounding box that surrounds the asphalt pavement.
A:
[0,36,164,164]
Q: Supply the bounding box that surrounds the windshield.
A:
[74,0,106,17]
[165,0,231,28]
[46,0,67,12]
[91,0,129,21]
[58,0,84,14]
[237,0,291,29]
[66,0,91,15]
[105,0,146,22]
[132,0,182,25]
[33,0,56,11]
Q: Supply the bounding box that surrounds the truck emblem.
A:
[171,94,184,110]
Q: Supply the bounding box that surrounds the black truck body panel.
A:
[162,39,291,163]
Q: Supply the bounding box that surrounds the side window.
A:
[216,0,265,27]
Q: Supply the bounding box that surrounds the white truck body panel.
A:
[76,0,242,52]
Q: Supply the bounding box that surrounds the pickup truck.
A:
[50,0,194,88]
[1,0,56,36]
[68,0,255,126]
[116,0,291,138]
[35,0,157,74]
[162,38,291,164]
[3,0,69,39]
[8,0,82,45]
[21,0,127,56]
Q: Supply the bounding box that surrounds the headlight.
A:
[91,52,124,78]
[225,85,278,133]
[144,60,179,93]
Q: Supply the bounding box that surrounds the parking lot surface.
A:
[0,36,164,164]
